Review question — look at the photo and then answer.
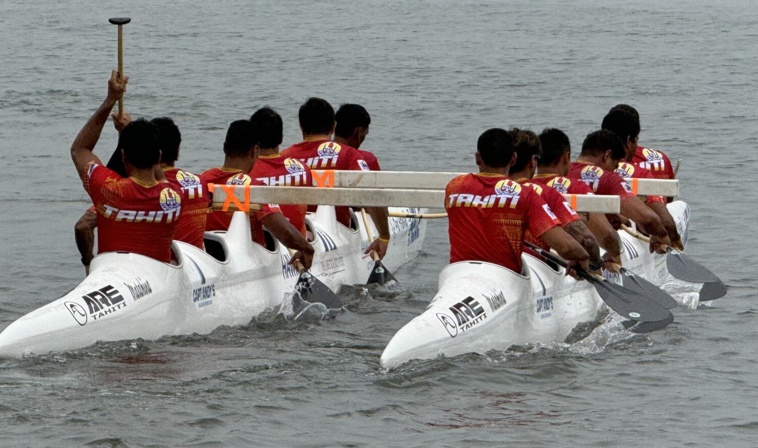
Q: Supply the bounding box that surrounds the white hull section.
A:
[380,201,692,369]
[0,206,427,358]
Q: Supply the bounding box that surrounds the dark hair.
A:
[334,104,371,138]
[223,120,256,157]
[508,128,541,174]
[609,104,640,122]
[250,106,283,149]
[477,128,514,168]
[580,129,625,161]
[601,109,640,144]
[538,128,571,166]
[151,117,181,163]
[118,118,161,169]
[298,97,334,135]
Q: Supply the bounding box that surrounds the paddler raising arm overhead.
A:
[281,97,391,260]
[445,128,590,275]
[200,120,314,270]
[507,128,605,273]
[70,71,182,264]
[532,128,624,270]
[569,130,671,254]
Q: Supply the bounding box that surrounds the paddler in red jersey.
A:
[249,106,312,238]
[569,130,671,254]
[610,104,676,180]
[601,109,684,251]
[333,104,380,171]
[200,120,314,270]
[281,97,391,259]
[445,128,590,274]
[70,71,182,264]
[507,128,605,273]
[533,128,623,269]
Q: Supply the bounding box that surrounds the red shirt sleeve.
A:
[525,188,560,239]
[600,171,635,200]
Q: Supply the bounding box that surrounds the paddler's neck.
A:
[222,155,254,173]
[259,146,279,157]
[478,166,511,176]
[509,169,531,182]
[333,135,359,148]
[302,134,331,142]
[575,154,602,166]
[129,166,161,186]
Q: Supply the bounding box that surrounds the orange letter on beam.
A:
[312,170,335,188]
[219,184,250,212]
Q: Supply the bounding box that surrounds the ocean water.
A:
[1,0,756,446]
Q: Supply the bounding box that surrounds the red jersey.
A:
[632,145,675,179]
[615,162,666,204]
[250,155,312,236]
[359,149,381,171]
[530,173,595,196]
[520,180,580,251]
[445,173,560,273]
[199,167,281,246]
[281,139,370,227]
[569,162,635,199]
[163,167,209,249]
[84,164,181,263]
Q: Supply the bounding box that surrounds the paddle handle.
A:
[287,248,307,273]
[360,208,380,261]
[524,241,599,282]
[621,224,650,243]
[116,25,124,117]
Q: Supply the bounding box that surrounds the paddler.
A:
[70,71,182,264]
[249,106,313,239]
[610,104,677,179]
[281,97,391,259]
[507,128,605,273]
[533,128,624,269]
[568,130,671,253]
[333,103,380,170]
[200,120,314,269]
[445,128,590,275]
[601,109,684,250]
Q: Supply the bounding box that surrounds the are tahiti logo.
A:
[547,176,572,194]
[176,170,201,187]
[284,158,305,174]
[642,147,663,162]
[494,179,521,196]
[581,165,604,181]
[615,162,635,178]
[159,188,182,212]
[227,173,252,185]
[317,142,342,157]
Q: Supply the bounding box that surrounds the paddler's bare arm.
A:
[648,201,684,251]
[261,213,315,270]
[619,196,670,253]
[70,71,128,179]
[563,220,604,274]
[584,212,623,271]
[539,227,590,276]
[364,206,391,259]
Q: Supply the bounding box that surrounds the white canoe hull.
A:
[380,201,691,369]
[0,206,427,358]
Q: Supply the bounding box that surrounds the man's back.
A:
[251,155,312,236]
[163,167,209,249]
[632,145,675,179]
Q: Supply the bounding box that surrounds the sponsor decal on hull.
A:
[65,285,127,326]
[436,296,487,338]
[483,289,507,312]
[536,296,554,319]
[192,284,216,308]
[124,277,152,301]
[281,254,298,279]
[320,256,345,273]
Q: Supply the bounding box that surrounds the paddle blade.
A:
[294,272,343,310]
[367,260,399,287]
[590,277,672,322]
[622,312,674,333]
[699,279,728,302]
[620,269,678,309]
[667,252,720,283]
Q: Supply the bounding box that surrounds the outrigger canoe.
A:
[0,205,427,358]
[380,201,693,369]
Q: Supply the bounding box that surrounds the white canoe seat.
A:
[203,232,229,262]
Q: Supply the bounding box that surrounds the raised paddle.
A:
[360,209,398,286]
[620,225,726,300]
[288,250,343,311]
[525,242,674,325]
[108,17,131,117]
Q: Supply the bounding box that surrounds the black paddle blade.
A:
[622,312,675,333]
[699,279,728,302]
[667,252,721,283]
[367,260,399,287]
[294,272,343,310]
[620,269,678,309]
[108,17,132,25]
[589,276,672,323]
